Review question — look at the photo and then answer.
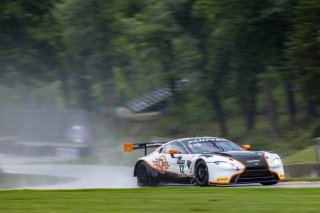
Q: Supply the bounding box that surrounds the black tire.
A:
[195,160,209,186]
[136,162,161,187]
[260,181,278,186]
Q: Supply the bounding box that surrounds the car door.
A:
[161,142,192,176]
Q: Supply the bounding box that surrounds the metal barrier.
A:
[316,137,320,161]
[284,163,320,178]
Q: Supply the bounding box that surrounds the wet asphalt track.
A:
[2,163,320,190]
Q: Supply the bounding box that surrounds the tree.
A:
[123,0,198,103]
[0,0,59,82]
[0,0,66,112]
[286,0,320,117]
[193,0,294,135]
[58,0,127,109]
[170,0,229,136]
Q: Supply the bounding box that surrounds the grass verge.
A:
[283,145,317,164]
[0,188,319,213]
[287,177,320,182]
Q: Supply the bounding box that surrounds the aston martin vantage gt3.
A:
[124,137,285,186]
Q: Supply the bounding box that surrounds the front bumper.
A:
[208,164,285,185]
[229,167,282,184]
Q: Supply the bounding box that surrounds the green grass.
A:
[283,145,318,164]
[0,173,73,190]
[287,177,320,181]
[0,188,319,213]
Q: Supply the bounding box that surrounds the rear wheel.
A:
[195,160,209,186]
[260,181,278,186]
[136,162,161,187]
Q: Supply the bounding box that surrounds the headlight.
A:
[214,161,234,169]
[273,158,281,165]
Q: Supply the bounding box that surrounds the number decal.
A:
[177,157,185,174]
[179,165,185,173]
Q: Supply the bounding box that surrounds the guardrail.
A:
[316,138,320,161]
[284,163,320,178]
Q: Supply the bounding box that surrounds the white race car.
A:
[124,137,285,186]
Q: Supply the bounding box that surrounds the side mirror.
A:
[169,149,178,158]
[242,145,251,151]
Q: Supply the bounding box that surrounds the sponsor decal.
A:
[177,158,185,164]
[246,159,261,165]
[217,178,229,182]
[279,174,285,180]
[188,138,226,144]
[177,157,185,174]
[152,156,169,174]
[173,157,186,174]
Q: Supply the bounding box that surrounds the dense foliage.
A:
[0,0,319,138]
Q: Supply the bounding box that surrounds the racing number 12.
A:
[179,165,184,173]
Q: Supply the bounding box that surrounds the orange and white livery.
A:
[124,137,285,186]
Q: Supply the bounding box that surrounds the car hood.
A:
[208,150,268,168]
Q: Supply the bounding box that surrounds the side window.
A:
[160,145,169,153]
[161,142,188,154]
[158,147,163,153]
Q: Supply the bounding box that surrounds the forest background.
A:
[1,0,319,160]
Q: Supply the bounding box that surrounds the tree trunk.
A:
[245,88,257,131]
[239,79,257,131]
[307,98,317,119]
[199,40,228,136]
[211,91,228,136]
[261,73,278,137]
[78,77,91,110]
[285,80,296,126]
[59,69,70,109]
[162,39,176,103]
[75,65,92,110]
[104,80,117,116]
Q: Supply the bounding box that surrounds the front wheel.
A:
[260,181,278,186]
[136,162,161,187]
[195,160,209,186]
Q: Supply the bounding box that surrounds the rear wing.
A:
[124,141,167,156]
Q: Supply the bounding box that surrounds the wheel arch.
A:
[134,160,160,178]
[193,158,207,172]
[193,158,209,186]
[133,160,144,177]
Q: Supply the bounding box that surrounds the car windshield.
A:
[184,139,243,154]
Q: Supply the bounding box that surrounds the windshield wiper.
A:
[212,143,225,152]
